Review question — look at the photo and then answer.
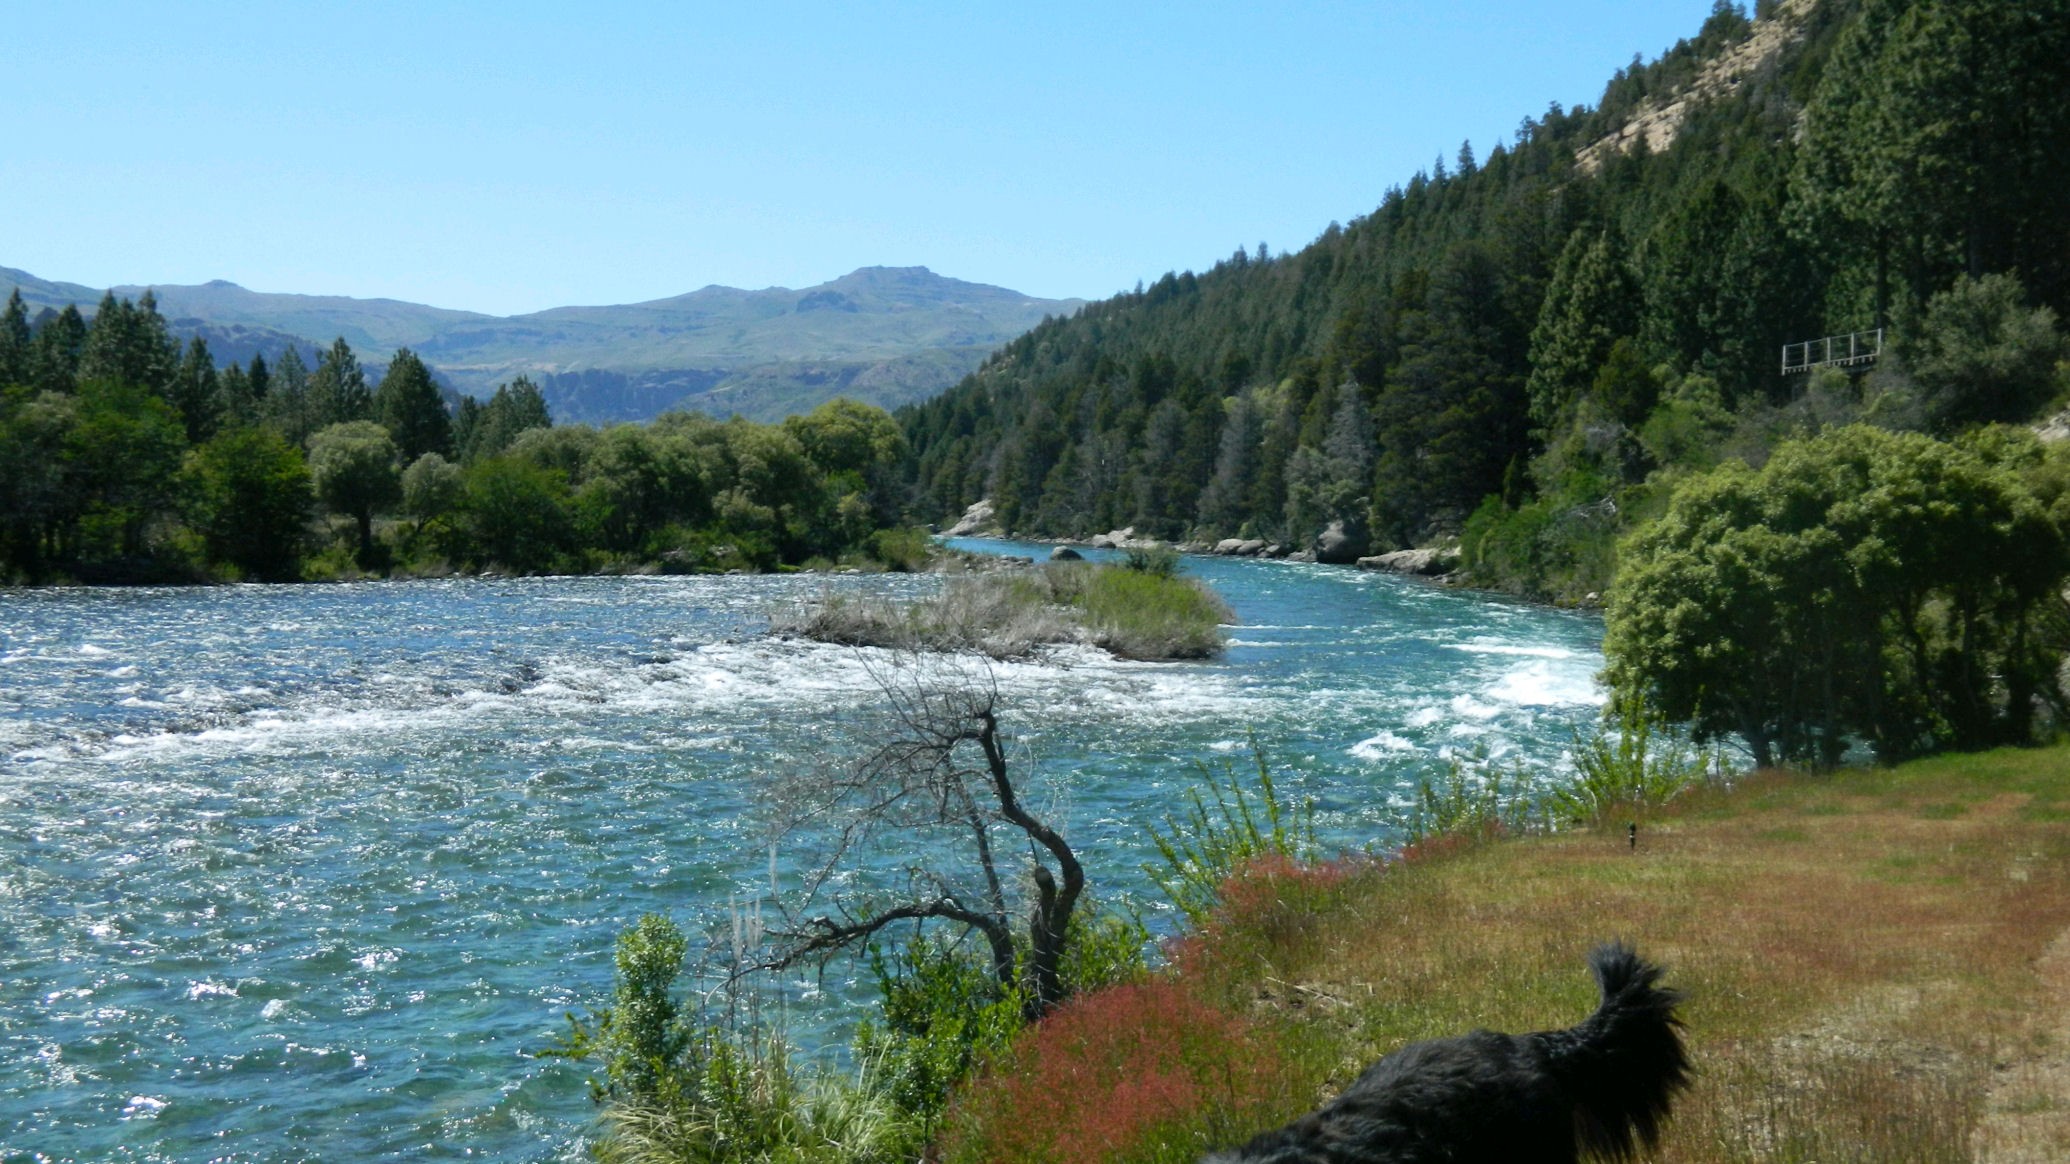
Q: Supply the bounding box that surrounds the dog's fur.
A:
[1202,943,1690,1164]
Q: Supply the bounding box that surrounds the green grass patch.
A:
[775,559,1231,662]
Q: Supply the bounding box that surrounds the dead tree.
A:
[758,652,1085,1019]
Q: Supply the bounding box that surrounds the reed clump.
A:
[774,560,1231,661]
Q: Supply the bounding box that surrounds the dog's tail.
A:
[1541,942,1691,1162]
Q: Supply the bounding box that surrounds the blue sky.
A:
[4,2,1722,315]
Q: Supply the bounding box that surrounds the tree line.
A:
[0,289,918,582]
[897,0,2070,600]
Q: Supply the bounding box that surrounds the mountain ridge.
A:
[1,263,1083,423]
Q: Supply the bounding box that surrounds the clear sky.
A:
[4,1,1723,316]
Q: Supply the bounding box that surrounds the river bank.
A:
[940,741,2070,1161]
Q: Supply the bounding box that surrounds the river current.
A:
[0,539,1605,1161]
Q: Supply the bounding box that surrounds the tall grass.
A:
[1146,740,1318,927]
[1548,704,1716,828]
[775,561,1230,661]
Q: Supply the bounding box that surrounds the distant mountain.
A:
[1,264,1084,423]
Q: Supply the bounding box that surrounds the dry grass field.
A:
[944,744,2070,1163]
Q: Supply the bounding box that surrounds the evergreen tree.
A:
[0,290,30,387]
[308,338,371,429]
[170,336,222,444]
[78,291,177,394]
[373,347,452,462]
[31,305,88,395]
[1526,229,1639,429]
[264,346,314,445]
[247,352,271,402]
[457,376,552,462]
[217,364,256,429]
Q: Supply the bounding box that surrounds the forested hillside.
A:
[900,0,2070,600]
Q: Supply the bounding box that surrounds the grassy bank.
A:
[775,556,1232,661]
[943,744,2070,1162]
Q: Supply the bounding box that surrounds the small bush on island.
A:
[775,559,1232,662]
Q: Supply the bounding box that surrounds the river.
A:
[0,539,1605,1161]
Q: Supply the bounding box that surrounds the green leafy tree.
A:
[183,426,312,580]
[399,451,464,539]
[1606,425,2070,767]
[1904,273,2066,431]
[373,347,452,462]
[307,420,400,564]
[460,455,571,573]
[0,387,77,576]
[66,379,188,564]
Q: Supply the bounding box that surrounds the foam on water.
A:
[2,559,1604,1161]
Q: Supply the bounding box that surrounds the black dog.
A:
[1203,943,1689,1164]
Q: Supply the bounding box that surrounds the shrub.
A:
[1396,747,1536,848]
[1076,565,1232,660]
[937,980,1308,1164]
[1548,704,1715,828]
[1121,543,1181,577]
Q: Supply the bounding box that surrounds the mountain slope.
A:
[898,0,2070,601]
[1,264,1083,423]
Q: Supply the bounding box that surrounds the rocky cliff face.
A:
[1576,0,1818,174]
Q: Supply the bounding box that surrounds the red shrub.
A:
[1168,852,1378,987]
[938,979,1298,1163]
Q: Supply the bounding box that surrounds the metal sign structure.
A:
[1782,328,1883,375]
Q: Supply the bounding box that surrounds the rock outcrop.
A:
[944,499,999,537]
[1356,546,1461,576]
[1313,520,1368,565]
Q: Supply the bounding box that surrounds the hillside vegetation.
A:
[0,294,924,582]
[899,0,2070,604]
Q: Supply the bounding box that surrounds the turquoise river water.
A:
[0,539,1606,1161]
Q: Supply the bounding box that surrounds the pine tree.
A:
[247,352,271,402]
[307,338,370,429]
[170,336,222,444]
[373,347,452,461]
[1526,229,1639,428]
[0,289,30,387]
[31,305,88,394]
[264,346,315,445]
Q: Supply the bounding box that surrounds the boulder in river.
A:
[1313,519,1369,564]
[1236,539,1269,556]
[1049,546,1084,561]
[1213,537,1247,555]
[945,499,999,537]
[1356,546,1462,576]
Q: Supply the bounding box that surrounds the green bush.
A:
[1076,565,1232,660]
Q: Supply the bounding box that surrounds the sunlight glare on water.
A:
[0,545,1603,1160]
